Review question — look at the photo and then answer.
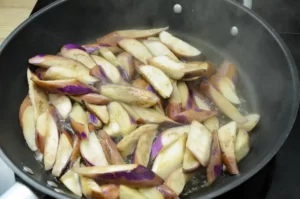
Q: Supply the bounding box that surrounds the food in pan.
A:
[21,27,260,198]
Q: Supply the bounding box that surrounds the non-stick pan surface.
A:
[0,0,298,198]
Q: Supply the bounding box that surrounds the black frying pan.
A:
[0,0,299,198]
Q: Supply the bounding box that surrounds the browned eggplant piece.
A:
[120,185,148,199]
[97,130,124,165]
[186,121,212,167]
[184,61,215,79]
[139,187,164,199]
[69,103,89,139]
[70,93,111,105]
[85,103,109,124]
[99,47,119,67]
[166,81,182,120]
[235,129,250,162]
[35,112,48,153]
[164,167,192,195]
[80,175,105,199]
[238,114,260,132]
[217,60,238,85]
[117,52,136,81]
[183,147,201,173]
[218,121,239,174]
[204,116,220,132]
[177,81,194,111]
[97,27,168,46]
[35,68,47,80]
[48,94,72,119]
[117,124,158,157]
[74,164,164,188]
[100,84,159,107]
[87,112,102,131]
[173,108,217,124]
[206,130,222,185]
[143,40,179,61]
[19,96,38,151]
[156,185,180,199]
[31,76,97,95]
[133,128,157,167]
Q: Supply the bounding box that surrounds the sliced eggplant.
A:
[69,103,89,139]
[99,184,120,199]
[97,27,168,46]
[35,112,48,153]
[117,124,158,157]
[184,61,215,79]
[99,47,119,67]
[164,167,192,195]
[120,103,143,124]
[100,84,159,107]
[187,121,212,167]
[60,158,82,196]
[235,129,250,162]
[143,40,179,61]
[206,130,222,185]
[19,96,38,151]
[147,56,185,80]
[70,135,81,166]
[80,132,109,166]
[74,164,164,187]
[177,81,193,110]
[167,81,182,120]
[31,76,97,95]
[217,60,238,85]
[159,31,201,57]
[80,175,105,199]
[87,112,102,130]
[70,93,111,105]
[117,52,136,81]
[52,132,73,177]
[118,38,152,64]
[183,147,201,173]
[192,90,211,111]
[44,111,59,170]
[139,187,164,199]
[91,55,124,84]
[218,121,239,174]
[27,69,49,119]
[85,103,109,124]
[200,81,247,124]
[237,113,260,132]
[210,75,241,104]
[151,125,190,159]
[174,108,217,124]
[137,65,173,98]
[48,94,72,119]
[108,102,137,136]
[60,44,97,69]
[152,135,186,179]
[156,185,180,199]
[133,128,157,167]
[35,68,47,80]
[103,121,121,137]
[120,185,148,199]
[97,130,124,165]
[204,116,220,132]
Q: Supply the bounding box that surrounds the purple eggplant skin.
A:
[74,164,164,188]
[206,130,222,185]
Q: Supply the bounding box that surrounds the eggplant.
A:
[97,27,168,46]
[206,130,222,185]
[48,94,72,119]
[73,164,164,187]
[133,128,157,167]
[217,60,238,85]
[151,125,190,159]
[87,112,102,131]
[164,167,192,195]
[117,52,136,81]
[100,84,159,107]
[44,111,59,170]
[97,130,124,165]
[159,31,201,57]
[200,81,247,124]
[183,147,201,173]
[184,61,215,80]
[35,112,48,153]
[80,175,105,199]
[99,47,120,67]
[80,132,109,166]
[70,93,111,105]
[235,129,250,162]
[99,184,120,199]
[139,187,164,199]
[60,44,97,69]
[19,96,38,151]
[137,65,173,98]
[187,121,212,167]
[156,185,180,199]
[174,108,216,124]
[108,102,137,136]
[27,69,49,119]
[120,185,148,199]
[85,103,109,124]
[203,116,220,132]
[69,103,89,139]
[237,113,260,132]
[177,81,193,110]
[218,121,239,174]
[152,135,186,179]
[143,40,179,61]
[103,121,121,137]
[60,158,82,196]
[167,81,182,120]
[117,124,158,157]
[118,39,152,64]
[147,56,185,80]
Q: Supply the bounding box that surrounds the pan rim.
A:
[0,0,299,198]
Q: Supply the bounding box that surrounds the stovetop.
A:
[4,0,300,198]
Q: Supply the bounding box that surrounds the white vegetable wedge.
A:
[187,121,212,167]
[117,52,136,81]
[118,39,152,64]
[139,188,164,199]
[183,147,201,173]
[235,129,250,162]
[48,94,72,119]
[164,167,191,195]
[138,65,173,98]
[69,103,89,139]
[237,114,260,132]
[204,116,219,132]
[218,121,239,174]
[120,185,148,199]
[143,40,179,61]
[35,112,48,153]
[159,31,201,57]
[85,103,109,124]
[99,47,119,67]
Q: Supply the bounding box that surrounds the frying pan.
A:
[0,0,299,198]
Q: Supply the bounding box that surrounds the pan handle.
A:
[0,182,38,199]
[242,0,252,9]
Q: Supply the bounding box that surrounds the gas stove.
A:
[3,0,300,198]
